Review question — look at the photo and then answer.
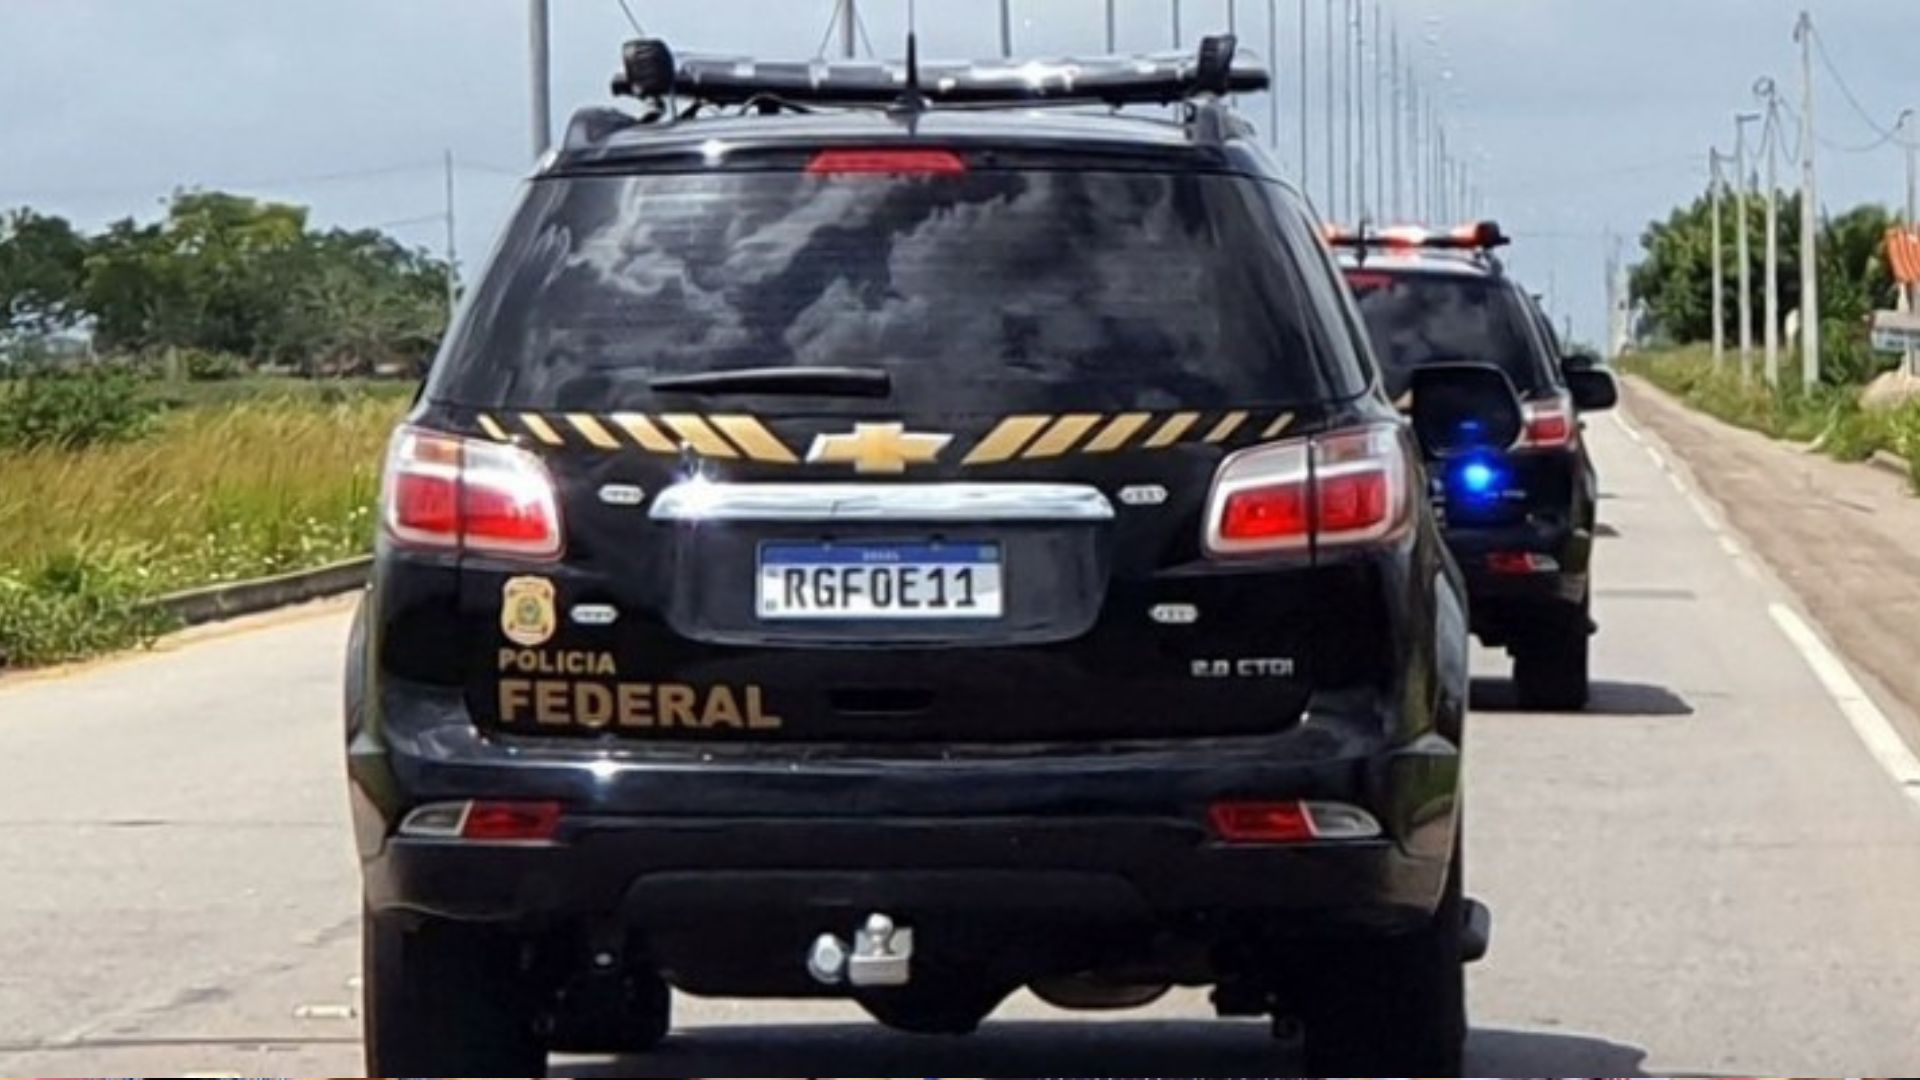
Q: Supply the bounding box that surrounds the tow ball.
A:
[808,913,915,988]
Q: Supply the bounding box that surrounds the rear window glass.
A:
[429,169,1364,413]
[1345,270,1552,397]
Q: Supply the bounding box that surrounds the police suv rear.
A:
[1337,225,1619,709]
[345,36,1515,1076]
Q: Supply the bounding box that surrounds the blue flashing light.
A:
[1448,454,1511,506]
[1460,460,1500,496]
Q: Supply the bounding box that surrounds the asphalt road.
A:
[5,406,1920,1076]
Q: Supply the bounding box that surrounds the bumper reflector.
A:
[1208,800,1383,844]
[1487,551,1561,575]
[399,800,563,844]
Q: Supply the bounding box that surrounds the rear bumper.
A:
[1445,519,1591,617]
[353,683,1461,951]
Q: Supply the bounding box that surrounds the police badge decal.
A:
[501,576,558,647]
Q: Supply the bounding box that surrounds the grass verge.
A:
[1624,347,1920,491]
[0,390,407,667]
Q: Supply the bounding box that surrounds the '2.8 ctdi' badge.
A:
[502,577,558,647]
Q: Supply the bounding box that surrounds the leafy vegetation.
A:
[1,193,449,375]
[0,365,160,450]
[1626,347,1920,489]
[1630,188,1903,386]
[0,389,407,667]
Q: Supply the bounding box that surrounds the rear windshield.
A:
[1345,269,1554,397]
[428,169,1364,412]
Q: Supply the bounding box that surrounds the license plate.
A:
[757,543,1004,621]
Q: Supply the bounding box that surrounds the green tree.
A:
[0,209,91,341]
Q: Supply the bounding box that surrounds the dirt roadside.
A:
[1623,376,1920,736]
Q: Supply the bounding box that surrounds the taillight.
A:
[807,149,967,176]
[1209,800,1385,844]
[1205,423,1412,558]
[1518,392,1576,450]
[382,426,563,560]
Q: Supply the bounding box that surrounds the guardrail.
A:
[147,556,371,627]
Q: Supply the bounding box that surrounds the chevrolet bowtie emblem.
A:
[806,423,953,475]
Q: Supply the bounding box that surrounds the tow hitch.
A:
[808,913,915,988]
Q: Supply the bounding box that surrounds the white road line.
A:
[1770,602,1920,808]
[1620,401,1920,809]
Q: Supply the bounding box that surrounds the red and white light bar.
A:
[1325,220,1512,253]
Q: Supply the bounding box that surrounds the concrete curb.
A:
[147,557,371,627]
[1870,449,1914,482]
[1624,375,1914,490]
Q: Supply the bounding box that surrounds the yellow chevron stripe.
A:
[520,414,564,446]
[475,414,510,442]
[660,414,740,459]
[566,413,621,450]
[611,413,677,454]
[962,415,1052,465]
[1204,411,1250,444]
[1144,412,1201,449]
[1023,414,1103,459]
[1262,412,1297,440]
[1083,412,1153,454]
[711,415,799,464]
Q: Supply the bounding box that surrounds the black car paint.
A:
[348,111,1473,997]
[1348,259,1602,647]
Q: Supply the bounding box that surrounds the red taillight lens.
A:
[1206,424,1409,558]
[1221,483,1311,542]
[1209,802,1316,844]
[807,149,967,176]
[1518,393,1576,450]
[1316,469,1391,533]
[383,426,563,560]
[460,801,563,843]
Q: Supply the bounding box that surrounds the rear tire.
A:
[1292,847,1467,1074]
[362,909,548,1078]
[1513,598,1591,711]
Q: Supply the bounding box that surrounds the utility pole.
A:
[1268,0,1279,152]
[1173,0,1182,49]
[1000,0,1014,58]
[529,0,551,158]
[1324,0,1337,215]
[1407,75,1421,220]
[1106,0,1118,52]
[1299,0,1309,180]
[1341,0,1354,220]
[1904,109,1918,375]
[1390,23,1402,220]
[1759,83,1784,387]
[1373,2,1385,222]
[1795,12,1821,391]
[1735,112,1761,381]
[1710,148,1726,368]
[443,150,459,318]
[1354,0,1368,220]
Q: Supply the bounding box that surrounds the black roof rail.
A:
[611,34,1270,112]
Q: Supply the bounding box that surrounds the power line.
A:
[1810,25,1920,149]
[613,0,646,35]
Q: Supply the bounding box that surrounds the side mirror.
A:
[1567,367,1619,412]
[1409,363,1526,459]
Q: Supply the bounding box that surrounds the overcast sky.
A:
[3,0,1915,345]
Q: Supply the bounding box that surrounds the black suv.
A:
[346,37,1511,1076]
[1338,227,1618,709]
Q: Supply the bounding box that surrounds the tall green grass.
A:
[0,394,408,666]
[1626,347,1920,489]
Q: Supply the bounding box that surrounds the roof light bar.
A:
[613,35,1271,110]
[1325,220,1512,253]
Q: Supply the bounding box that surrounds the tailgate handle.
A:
[649,482,1115,523]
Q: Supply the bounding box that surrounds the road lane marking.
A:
[1770,603,1920,809]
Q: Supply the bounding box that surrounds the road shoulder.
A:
[1622,376,1920,747]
